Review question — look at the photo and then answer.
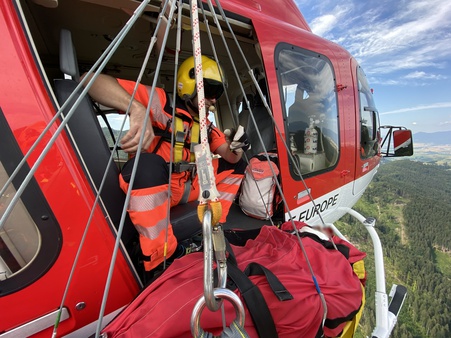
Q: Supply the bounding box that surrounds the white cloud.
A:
[380,102,451,115]
[310,14,337,36]
[404,71,447,80]
[309,4,352,37]
[302,0,451,77]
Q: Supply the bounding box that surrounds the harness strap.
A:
[173,116,185,163]
[153,116,202,163]
[152,119,172,155]
[180,176,192,204]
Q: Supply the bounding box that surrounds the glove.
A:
[224,125,251,154]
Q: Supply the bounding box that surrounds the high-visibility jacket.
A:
[117,79,243,270]
[117,79,226,161]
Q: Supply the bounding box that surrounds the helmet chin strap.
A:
[186,96,199,116]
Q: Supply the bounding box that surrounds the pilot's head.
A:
[176,55,225,104]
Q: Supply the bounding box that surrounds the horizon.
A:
[295,0,451,134]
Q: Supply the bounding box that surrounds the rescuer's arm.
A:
[215,126,250,163]
[215,143,243,163]
[80,73,154,153]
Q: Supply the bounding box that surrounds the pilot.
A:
[81,55,249,275]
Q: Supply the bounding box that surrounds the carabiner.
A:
[191,288,246,338]
[202,210,227,311]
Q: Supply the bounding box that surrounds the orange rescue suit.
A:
[117,79,243,271]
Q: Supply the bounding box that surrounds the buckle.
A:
[172,161,196,176]
[175,131,186,143]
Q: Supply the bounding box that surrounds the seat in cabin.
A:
[244,81,276,157]
[54,30,203,243]
[54,31,140,266]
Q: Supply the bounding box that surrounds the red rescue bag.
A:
[102,225,365,338]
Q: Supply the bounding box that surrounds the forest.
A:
[337,160,451,337]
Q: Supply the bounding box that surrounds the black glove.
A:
[224,125,251,153]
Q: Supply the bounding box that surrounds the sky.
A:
[295,0,451,134]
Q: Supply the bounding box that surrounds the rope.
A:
[93,0,178,336]
[206,0,331,326]
[191,0,221,225]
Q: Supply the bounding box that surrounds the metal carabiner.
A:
[202,210,228,311]
[191,288,246,338]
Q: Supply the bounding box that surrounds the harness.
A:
[150,92,215,203]
[152,114,202,168]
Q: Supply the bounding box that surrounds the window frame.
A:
[275,43,340,180]
[357,66,380,159]
[0,109,62,296]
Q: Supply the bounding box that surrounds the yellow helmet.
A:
[177,55,225,100]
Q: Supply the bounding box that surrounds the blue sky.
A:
[295,0,451,134]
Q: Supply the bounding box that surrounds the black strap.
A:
[152,119,172,154]
[224,239,296,337]
[244,263,293,301]
[223,240,326,338]
[222,240,277,337]
[226,262,279,338]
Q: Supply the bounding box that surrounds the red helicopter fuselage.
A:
[0,0,407,336]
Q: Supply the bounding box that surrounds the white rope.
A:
[191,1,220,205]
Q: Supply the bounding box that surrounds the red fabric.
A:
[281,221,367,264]
[103,226,364,338]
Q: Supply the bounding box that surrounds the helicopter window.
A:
[0,112,62,295]
[358,67,380,158]
[0,162,40,281]
[276,45,339,179]
[96,104,220,169]
[97,114,129,168]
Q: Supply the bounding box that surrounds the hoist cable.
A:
[163,0,184,270]
[211,0,330,325]
[0,0,152,233]
[94,0,178,336]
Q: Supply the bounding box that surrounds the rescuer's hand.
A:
[80,72,155,154]
[224,125,250,153]
[121,103,155,153]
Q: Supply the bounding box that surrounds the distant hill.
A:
[413,131,451,145]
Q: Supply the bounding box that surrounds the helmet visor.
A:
[203,78,224,100]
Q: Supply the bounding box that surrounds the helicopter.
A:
[0,0,413,337]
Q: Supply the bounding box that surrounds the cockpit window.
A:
[275,44,339,179]
[358,67,380,158]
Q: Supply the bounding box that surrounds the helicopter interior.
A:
[16,0,285,270]
[12,0,348,276]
